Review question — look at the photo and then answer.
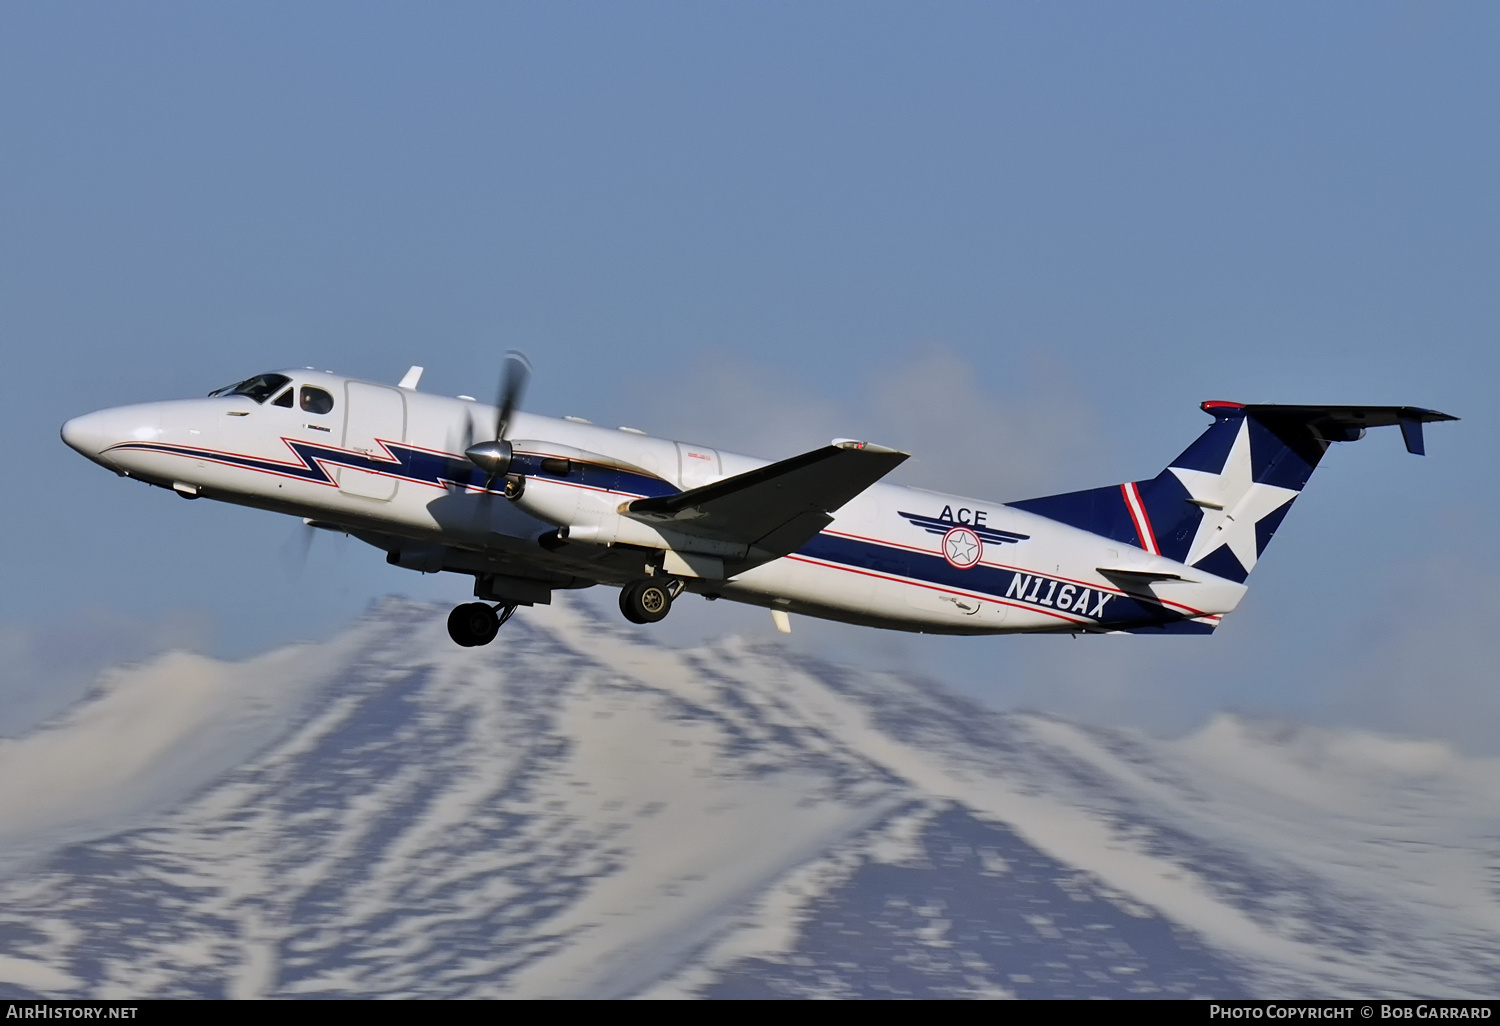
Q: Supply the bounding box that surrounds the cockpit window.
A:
[300,386,334,415]
[209,373,292,404]
[271,387,294,408]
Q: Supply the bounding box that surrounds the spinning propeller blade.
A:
[494,350,530,443]
[279,519,316,579]
[465,350,531,491]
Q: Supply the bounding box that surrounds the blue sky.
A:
[3,3,1496,744]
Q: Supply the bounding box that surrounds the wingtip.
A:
[832,438,907,456]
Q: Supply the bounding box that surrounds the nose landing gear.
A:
[447,602,517,647]
[619,577,683,624]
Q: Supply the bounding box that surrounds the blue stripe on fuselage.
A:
[796,532,1208,631]
[507,451,678,498]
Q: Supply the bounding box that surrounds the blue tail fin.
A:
[1007,402,1456,583]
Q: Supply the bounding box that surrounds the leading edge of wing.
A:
[623,440,909,557]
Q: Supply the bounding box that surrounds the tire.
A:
[619,580,673,624]
[619,584,646,624]
[448,602,500,646]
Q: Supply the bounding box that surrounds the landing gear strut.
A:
[619,578,681,624]
[447,602,516,647]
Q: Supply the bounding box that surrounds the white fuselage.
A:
[61,370,1246,635]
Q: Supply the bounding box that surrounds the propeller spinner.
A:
[465,351,531,490]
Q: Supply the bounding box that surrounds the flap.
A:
[625,440,908,559]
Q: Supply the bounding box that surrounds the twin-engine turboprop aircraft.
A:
[61,356,1455,646]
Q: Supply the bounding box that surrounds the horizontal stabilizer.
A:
[625,441,908,561]
[1096,568,1184,582]
[1242,404,1457,455]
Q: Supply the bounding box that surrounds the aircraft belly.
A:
[898,578,1007,624]
[725,554,1013,634]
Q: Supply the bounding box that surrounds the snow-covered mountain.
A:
[0,597,1496,999]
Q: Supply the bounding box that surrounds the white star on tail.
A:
[1168,420,1299,574]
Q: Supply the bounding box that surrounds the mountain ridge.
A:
[0,596,1494,999]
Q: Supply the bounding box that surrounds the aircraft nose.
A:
[61,411,112,459]
[61,406,161,469]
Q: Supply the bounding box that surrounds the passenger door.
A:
[339,382,406,500]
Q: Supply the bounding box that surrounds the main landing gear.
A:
[619,578,684,624]
[447,602,517,647]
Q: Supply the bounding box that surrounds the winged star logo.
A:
[1168,419,1298,574]
[898,512,1029,547]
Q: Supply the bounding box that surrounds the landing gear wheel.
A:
[448,602,501,647]
[620,579,673,624]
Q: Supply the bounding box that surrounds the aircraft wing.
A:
[623,440,909,564]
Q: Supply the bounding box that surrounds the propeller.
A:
[280,518,348,579]
[465,351,531,493]
[445,405,477,471]
[279,519,316,579]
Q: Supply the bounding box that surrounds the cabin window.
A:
[271,388,294,408]
[209,373,292,404]
[300,386,335,415]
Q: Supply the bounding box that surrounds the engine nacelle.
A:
[506,440,743,576]
[504,440,646,536]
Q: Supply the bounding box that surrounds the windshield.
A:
[208,373,292,404]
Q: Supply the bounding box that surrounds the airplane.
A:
[60,355,1455,647]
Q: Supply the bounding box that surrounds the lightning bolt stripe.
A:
[103,438,682,499]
